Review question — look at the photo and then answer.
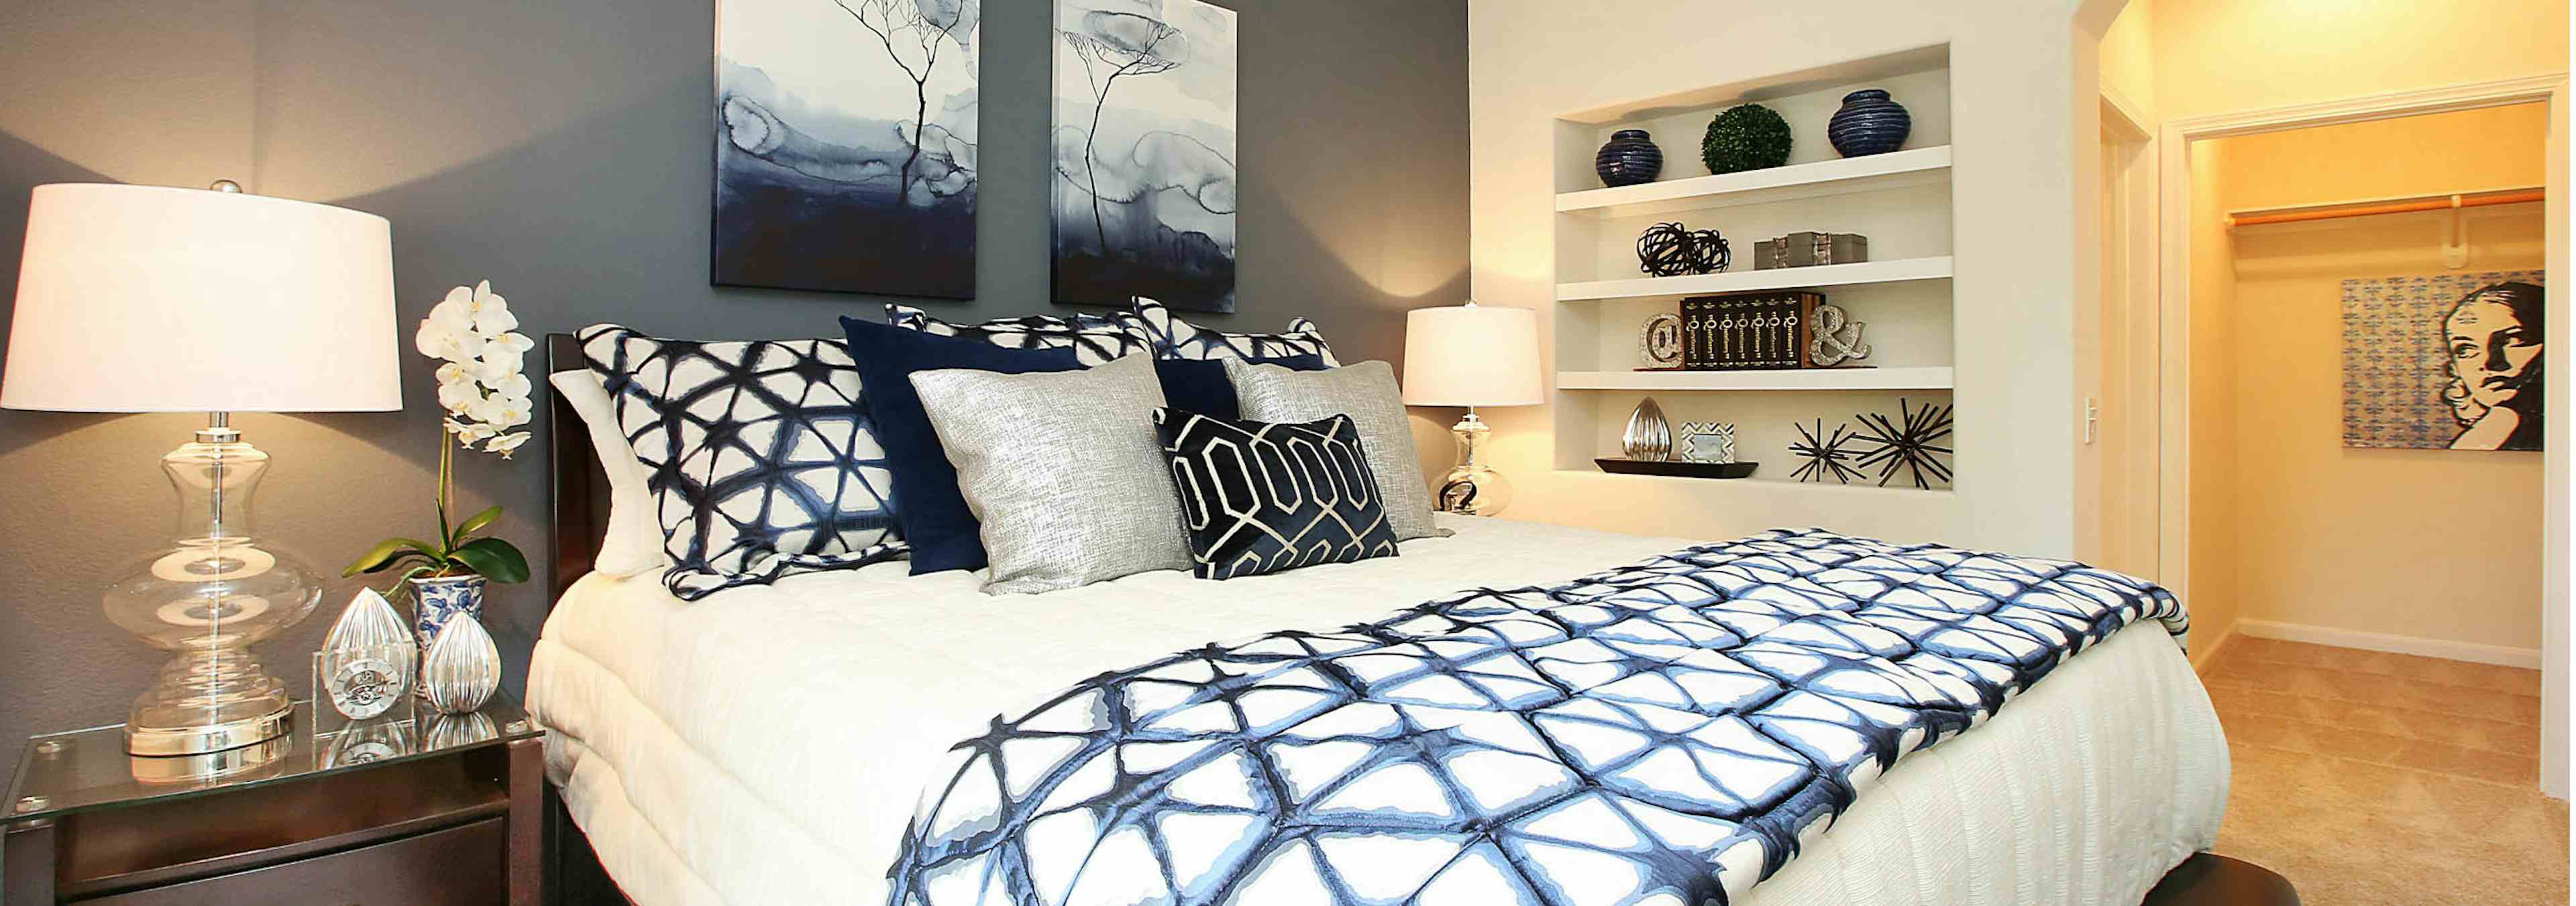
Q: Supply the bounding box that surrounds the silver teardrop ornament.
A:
[321,589,417,719]
[1622,398,1673,461]
[422,614,501,715]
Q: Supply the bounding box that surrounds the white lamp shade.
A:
[3,183,400,413]
[1401,303,1542,407]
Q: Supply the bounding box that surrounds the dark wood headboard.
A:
[545,332,609,605]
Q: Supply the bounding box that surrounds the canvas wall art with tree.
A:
[1051,0,1238,312]
[714,0,981,298]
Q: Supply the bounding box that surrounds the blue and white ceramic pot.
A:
[407,574,486,697]
[1827,89,1911,157]
[1594,130,1664,187]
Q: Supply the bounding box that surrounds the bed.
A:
[527,336,2231,905]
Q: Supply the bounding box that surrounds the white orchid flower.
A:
[466,282,519,335]
[423,324,484,364]
[484,432,532,458]
[492,395,534,429]
[465,393,505,423]
[414,318,452,358]
[414,315,477,361]
[445,417,498,445]
[429,287,477,334]
[436,380,481,415]
[486,372,533,399]
[419,280,537,462]
[416,286,490,362]
[476,348,527,383]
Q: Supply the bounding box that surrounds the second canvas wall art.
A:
[1051,0,1240,312]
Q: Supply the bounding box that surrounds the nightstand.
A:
[3,696,542,905]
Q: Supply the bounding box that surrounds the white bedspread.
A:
[529,515,2226,906]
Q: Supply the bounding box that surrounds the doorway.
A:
[2147,74,2569,798]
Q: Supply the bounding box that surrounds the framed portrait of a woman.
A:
[2343,271,2545,451]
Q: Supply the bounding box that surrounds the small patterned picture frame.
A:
[1678,421,1737,464]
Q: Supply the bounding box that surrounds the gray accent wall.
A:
[0,0,1466,770]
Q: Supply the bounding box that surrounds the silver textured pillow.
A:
[1224,359,1448,541]
[910,354,1190,593]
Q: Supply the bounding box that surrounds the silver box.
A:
[1753,232,1869,269]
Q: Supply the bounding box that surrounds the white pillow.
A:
[548,370,669,577]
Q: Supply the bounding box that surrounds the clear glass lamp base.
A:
[127,648,294,756]
[1434,410,1514,516]
[109,420,322,756]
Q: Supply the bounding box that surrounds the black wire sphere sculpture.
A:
[1636,222,1731,277]
[1789,419,1868,484]
[1852,397,1956,489]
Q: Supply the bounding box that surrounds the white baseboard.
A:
[2233,619,2541,669]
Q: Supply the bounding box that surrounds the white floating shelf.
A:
[1557,256,1953,301]
[1557,146,1952,219]
[1558,366,1954,392]
[1552,468,1954,496]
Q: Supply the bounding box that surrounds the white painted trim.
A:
[2232,619,2542,670]
[1556,366,1954,392]
[2093,92,2159,578]
[2169,73,2563,140]
[2541,80,2569,801]
[2152,71,2570,797]
[2100,86,2151,142]
[2154,119,2192,637]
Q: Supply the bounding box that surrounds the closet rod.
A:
[2226,187,2543,228]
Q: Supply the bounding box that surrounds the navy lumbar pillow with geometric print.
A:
[883,303,1153,366]
[1129,296,1340,364]
[578,324,906,599]
[1152,408,1399,579]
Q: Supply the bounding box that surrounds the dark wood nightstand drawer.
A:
[76,817,504,906]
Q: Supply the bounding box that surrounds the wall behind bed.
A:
[0,0,1469,769]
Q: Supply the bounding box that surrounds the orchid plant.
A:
[343,281,535,595]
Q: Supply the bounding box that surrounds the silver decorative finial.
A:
[209,179,244,193]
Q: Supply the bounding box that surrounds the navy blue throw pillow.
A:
[1151,354,1328,421]
[841,316,1084,574]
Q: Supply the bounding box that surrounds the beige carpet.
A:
[2200,637,2567,905]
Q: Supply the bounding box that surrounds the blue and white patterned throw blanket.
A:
[887,529,2186,905]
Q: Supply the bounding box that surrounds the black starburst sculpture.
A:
[1789,418,1867,484]
[1853,398,1955,489]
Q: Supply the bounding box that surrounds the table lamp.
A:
[3,182,399,756]
[1401,302,1541,516]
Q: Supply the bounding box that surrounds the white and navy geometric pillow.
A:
[577,325,905,600]
[1155,409,1399,578]
[1130,295,1340,364]
[883,304,1152,365]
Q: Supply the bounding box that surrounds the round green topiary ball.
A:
[1701,103,1793,174]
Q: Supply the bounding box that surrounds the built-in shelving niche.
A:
[1549,44,1956,492]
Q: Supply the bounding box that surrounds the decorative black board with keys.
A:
[1680,291,1821,370]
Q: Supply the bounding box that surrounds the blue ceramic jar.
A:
[1827,89,1911,158]
[1595,130,1663,187]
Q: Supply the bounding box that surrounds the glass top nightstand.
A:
[6,696,540,826]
